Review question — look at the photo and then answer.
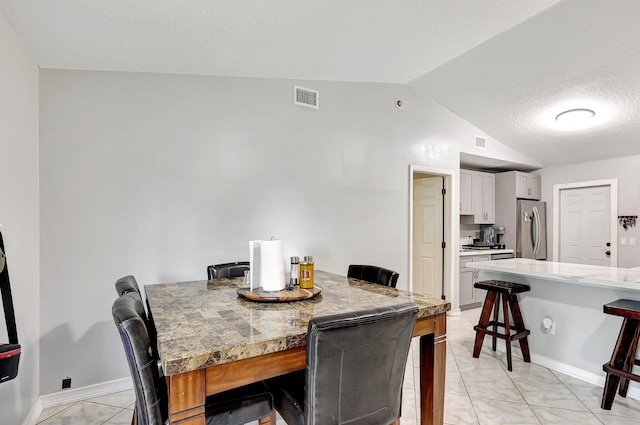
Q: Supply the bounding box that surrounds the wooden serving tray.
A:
[236,286,322,302]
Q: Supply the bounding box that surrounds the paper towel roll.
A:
[249,240,261,290]
[259,239,285,291]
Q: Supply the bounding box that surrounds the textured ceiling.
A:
[4,0,636,168]
[410,0,640,167]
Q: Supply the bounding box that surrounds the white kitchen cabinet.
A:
[458,259,476,308]
[513,171,541,200]
[459,254,491,309]
[473,171,495,224]
[460,169,474,215]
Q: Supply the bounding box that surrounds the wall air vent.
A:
[293,86,319,109]
[474,136,487,149]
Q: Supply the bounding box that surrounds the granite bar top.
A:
[467,258,640,291]
[145,270,450,376]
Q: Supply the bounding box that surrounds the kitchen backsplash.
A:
[460,222,480,249]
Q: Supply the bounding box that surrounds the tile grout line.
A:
[450,316,488,425]
[448,339,482,425]
[550,368,606,422]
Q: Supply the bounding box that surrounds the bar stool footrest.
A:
[474,325,530,342]
[603,362,640,384]
[484,320,529,333]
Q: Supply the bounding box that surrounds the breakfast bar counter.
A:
[466,258,640,396]
[146,270,450,425]
[467,258,640,290]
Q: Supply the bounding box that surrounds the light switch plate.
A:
[621,237,627,246]
[630,237,637,246]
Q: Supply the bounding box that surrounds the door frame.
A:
[408,165,454,308]
[552,179,618,264]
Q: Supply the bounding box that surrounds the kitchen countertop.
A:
[467,257,640,291]
[459,248,514,257]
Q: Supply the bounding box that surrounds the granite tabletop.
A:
[145,270,450,376]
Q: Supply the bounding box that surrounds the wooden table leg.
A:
[420,313,446,425]
[166,370,206,425]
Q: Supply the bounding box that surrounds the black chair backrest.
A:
[304,303,418,425]
[347,264,399,288]
[115,276,150,322]
[115,275,141,296]
[113,294,167,425]
[207,262,250,280]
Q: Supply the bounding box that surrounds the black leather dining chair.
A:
[207,261,250,280]
[114,275,153,329]
[347,264,399,288]
[113,293,276,425]
[115,275,141,296]
[267,303,418,425]
[118,289,167,408]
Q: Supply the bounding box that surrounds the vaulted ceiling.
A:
[2,0,638,167]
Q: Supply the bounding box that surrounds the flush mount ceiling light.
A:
[555,108,596,129]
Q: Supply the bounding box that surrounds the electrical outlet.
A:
[631,237,637,246]
[62,377,71,389]
[542,317,555,335]
[621,237,627,246]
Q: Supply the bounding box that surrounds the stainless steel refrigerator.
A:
[516,200,547,259]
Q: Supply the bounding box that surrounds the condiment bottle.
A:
[290,256,300,287]
[300,256,314,289]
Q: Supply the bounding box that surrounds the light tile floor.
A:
[37,308,640,425]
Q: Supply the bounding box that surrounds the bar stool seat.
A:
[472,280,531,371]
[601,299,640,410]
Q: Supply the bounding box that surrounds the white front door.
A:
[412,176,443,297]
[560,185,611,266]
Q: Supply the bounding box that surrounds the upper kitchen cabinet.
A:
[497,171,541,200]
[460,169,495,224]
[474,171,495,224]
[460,169,474,215]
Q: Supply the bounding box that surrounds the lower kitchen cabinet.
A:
[459,255,490,310]
[459,252,515,310]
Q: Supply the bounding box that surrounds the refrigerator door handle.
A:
[532,205,540,255]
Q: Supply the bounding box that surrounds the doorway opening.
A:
[553,179,618,265]
[408,165,454,302]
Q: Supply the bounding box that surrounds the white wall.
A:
[0,11,40,425]
[38,69,538,394]
[539,155,640,267]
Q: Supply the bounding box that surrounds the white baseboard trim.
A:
[448,308,461,317]
[21,399,42,425]
[39,377,133,409]
[485,340,640,401]
[531,352,640,401]
[530,352,605,387]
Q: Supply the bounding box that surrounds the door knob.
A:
[606,250,611,256]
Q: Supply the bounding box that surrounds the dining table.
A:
[145,270,450,425]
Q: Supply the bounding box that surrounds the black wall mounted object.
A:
[0,231,20,383]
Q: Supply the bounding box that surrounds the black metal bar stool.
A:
[472,280,531,371]
[601,299,640,410]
